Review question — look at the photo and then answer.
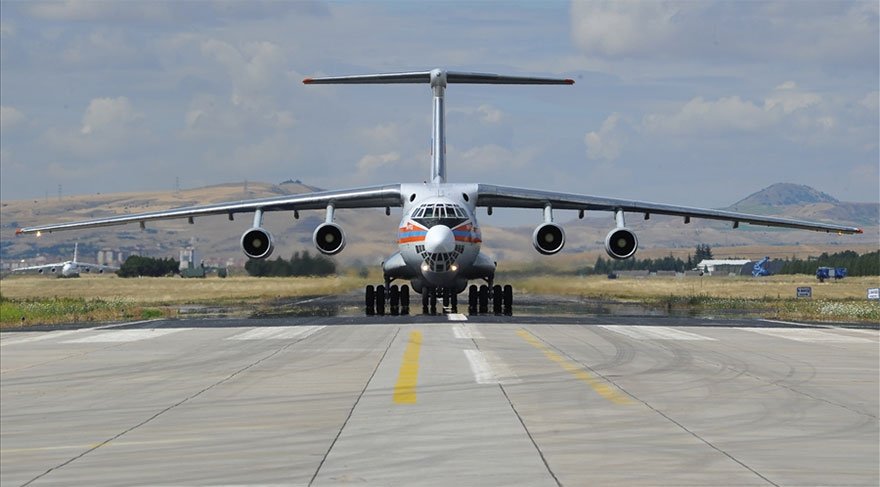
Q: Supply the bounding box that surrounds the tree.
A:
[694,244,713,264]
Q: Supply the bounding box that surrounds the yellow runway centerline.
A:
[517,329,631,405]
[393,330,423,404]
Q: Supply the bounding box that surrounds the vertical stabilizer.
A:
[73,242,78,262]
[303,69,573,183]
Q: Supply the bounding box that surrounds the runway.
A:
[1,313,877,486]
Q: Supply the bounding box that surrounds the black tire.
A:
[478,285,489,314]
[442,289,450,309]
[430,289,437,315]
[493,285,502,315]
[376,285,385,316]
[451,292,458,313]
[503,284,513,316]
[422,289,429,315]
[365,285,375,316]
[468,285,478,314]
[389,285,399,316]
[400,285,410,315]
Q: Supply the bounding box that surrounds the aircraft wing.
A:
[476,184,863,234]
[16,185,403,235]
[11,262,67,272]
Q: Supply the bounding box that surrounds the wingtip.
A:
[564,79,575,85]
[856,228,863,234]
[302,77,313,84]
[15,228,22,235]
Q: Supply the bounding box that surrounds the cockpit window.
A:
[410,202,468,229]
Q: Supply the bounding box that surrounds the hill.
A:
[1,182,876,269]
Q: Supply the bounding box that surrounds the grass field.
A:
[1,273,878,327]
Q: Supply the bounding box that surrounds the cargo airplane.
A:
[16,69,862,314]
[11,243,118,278]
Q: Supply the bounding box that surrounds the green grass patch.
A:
[0,295,137,328]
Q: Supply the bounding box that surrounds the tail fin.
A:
[303,69,573,183]
[73,242,78,262]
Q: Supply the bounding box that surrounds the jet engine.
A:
[241,227,275,259]
[532,223,565,255]
[313,223,346,255]
[604,227,638,260]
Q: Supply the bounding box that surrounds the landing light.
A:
[450,264,458,272]
[36,231,42,237]
[421,263,429,272]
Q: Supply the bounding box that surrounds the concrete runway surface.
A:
[1,313,877,486]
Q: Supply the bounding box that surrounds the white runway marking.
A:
[1,330,84,347]
[64,329,187,344]
[741,328,873,343]
[452,323,484,339]
[447,313,468,321]
[600,325,716,341]
[463,349,520,385]
[226,326,324,341]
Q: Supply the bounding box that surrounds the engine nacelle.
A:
[532,223,565,255]
[241,227,275,259]
[605,227,638,260]
[313,223,345,255]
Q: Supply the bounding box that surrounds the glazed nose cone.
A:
[424,225,455,253]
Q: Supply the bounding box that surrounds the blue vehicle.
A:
[752,257,771,277]
[816,267,847,282]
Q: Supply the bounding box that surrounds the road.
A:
[1,311,877,486]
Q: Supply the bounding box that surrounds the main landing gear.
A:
[365,284,410,316]
[467,284,513,316]
[364,283,513,316]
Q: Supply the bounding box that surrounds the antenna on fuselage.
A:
[303,69,574,184]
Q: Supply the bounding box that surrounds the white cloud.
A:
[585,113,622,162]
[0,21,15,38]
[26,1,173,22]
[357,151,401,172]
[861,91,879,111]
[643,84,824,136]
[80,97,140,135]
[360,123,401,146]
[61,30,139,67]
[0,106,25,130]
[570,1,878,67]
[477,104,503,124]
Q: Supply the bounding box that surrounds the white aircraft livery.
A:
[12,243,118,278]
[16,69,862,314]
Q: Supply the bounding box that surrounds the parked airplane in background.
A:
[16,69,862,313]
[11,243,118,278]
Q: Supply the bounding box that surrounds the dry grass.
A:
[514,274,880,300]
[0,274,366,303]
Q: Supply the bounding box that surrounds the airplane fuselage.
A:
[385,183,494,294]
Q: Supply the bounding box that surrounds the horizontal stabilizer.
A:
[303,69,573,85]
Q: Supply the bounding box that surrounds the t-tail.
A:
[73,242,78,262]
[303,69,574,183]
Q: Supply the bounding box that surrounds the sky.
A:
[1,0,878,212]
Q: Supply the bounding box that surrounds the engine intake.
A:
[241,227,275,259]
[532,223,565,255]
[605,228,638,260]
[313,223,346,255]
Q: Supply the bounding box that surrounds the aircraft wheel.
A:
[376,285,386,316]
[422,290,430,315]
[442,289,450,309]
[478,285,489,314]
[468,285,478,314]
[400,285,410,315]
[365,285,375,316]
[493,285,503,315]
[430,289,438,315]
[451,292,458,314]
[503,285,513,316]
[389,285,400,316]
